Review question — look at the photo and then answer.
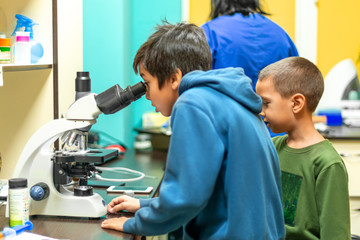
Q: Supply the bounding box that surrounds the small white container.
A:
[14,32,31,64]
[8,178,29,227]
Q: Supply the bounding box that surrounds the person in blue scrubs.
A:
[202,0,299,91]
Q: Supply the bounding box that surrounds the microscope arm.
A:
[12,119,94,179]
[14,80,147,179]
[66,93,101,120]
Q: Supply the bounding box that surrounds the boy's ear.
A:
[291,93,306,114]
[170,69,182,90]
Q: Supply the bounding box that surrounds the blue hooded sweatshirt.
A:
[123,68,284,239]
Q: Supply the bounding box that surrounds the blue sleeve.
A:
[123,102,225,235]
[287,34,299,57]
[140,198,154,207]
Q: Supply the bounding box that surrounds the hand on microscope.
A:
[101,195,140,231]
[107,195,140,213]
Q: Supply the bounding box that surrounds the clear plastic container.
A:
[14,32,31,64]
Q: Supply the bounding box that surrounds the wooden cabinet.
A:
[330,139,360,236]
[0,0,57,179]
[0,0,83,180]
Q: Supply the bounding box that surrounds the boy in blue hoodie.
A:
[101,22,285,239]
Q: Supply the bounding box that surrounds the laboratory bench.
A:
[0,149,167,240]
[2,136,360,238]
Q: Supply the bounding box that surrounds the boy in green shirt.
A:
[256,56,351,239]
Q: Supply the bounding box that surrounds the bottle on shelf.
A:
[11,14,44,64]
[0,33,11,64]
[14,31,31,64]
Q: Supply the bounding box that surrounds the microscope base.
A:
[30,185,107,218]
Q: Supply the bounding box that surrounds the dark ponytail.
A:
[210,0,270,19]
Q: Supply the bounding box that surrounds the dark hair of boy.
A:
[133,22,212,89]
[258,56,324,112]
[210,0,269,19]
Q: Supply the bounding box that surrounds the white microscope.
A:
[6,72,147,218]
[317,58,360,113]
[316,59,360,127]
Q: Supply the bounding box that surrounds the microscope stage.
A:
[53,148,119,164]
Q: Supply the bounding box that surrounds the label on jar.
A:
[9,188,29,227]
[0,46,10,63]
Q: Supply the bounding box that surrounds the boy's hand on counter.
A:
[107,195,140,213]
[101,216,130,231]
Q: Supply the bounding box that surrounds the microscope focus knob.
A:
[30,182,50,201]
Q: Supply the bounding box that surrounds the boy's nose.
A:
[145,92,150,100]
[259,110,265,117]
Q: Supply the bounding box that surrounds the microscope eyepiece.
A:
[75,72,91,92]
[95,81,147,114]
[75,71,91,100]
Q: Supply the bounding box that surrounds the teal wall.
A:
[83,0,182,147]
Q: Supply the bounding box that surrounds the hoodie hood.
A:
[179,67,262,114]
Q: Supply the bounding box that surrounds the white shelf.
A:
[0,63,53,86]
